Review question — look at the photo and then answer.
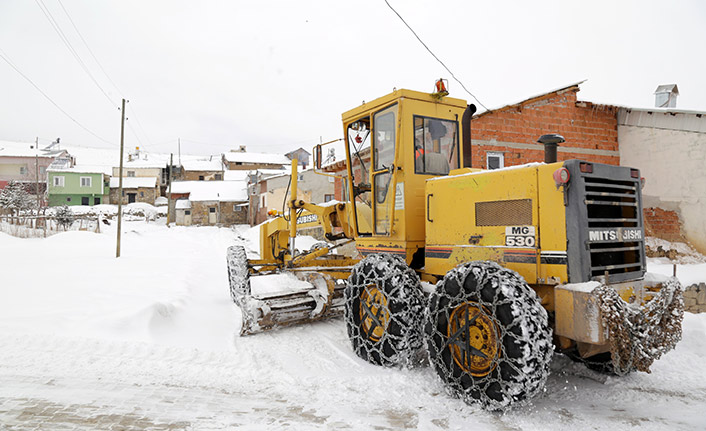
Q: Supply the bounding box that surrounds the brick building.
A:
[469,81,619,169]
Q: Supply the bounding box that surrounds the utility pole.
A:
[168,153,173,226]
[34,137,40,221]
[116,99,126,258]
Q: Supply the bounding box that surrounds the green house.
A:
[47,167,110,206]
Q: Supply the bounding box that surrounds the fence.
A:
[0,214,102,238]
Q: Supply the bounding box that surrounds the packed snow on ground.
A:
[1,223,705,430]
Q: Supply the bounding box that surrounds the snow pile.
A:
[645,236,706,264]
[46,203,167,220]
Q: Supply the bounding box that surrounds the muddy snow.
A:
[1,220,705,430]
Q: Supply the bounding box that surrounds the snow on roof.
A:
[474,80,587,118]
[223,151,291,165]
[0,140,61,158]
[48,164,112,175]
[109,177,157,188]
[254,168,290,178]
[224,170,249,181]
[181,158,224,171]
[169,180,248,202]
[175,199,191,209]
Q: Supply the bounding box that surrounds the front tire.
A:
[344,254,424,367]
[425,261,553,410]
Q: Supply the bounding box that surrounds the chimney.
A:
[655,84,679,108]
[239,145,247,152]
[537,134,565,164]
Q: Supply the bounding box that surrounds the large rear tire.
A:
[344,254,424,367]
[425,261,553,410]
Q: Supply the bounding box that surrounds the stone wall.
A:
[684,283,706,314]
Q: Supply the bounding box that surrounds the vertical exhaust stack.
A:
[538,134,565,163]
[462,104,477,168]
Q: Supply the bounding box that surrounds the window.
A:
[53,176,65,187]
[20,166,27,175]
[80,177,92,187]
[185,210,191,215]
[40,167,46,175]
[66,197,71,202]
[140,191,144,197]
[127,171,135,177]
[81,197,89,205]
[94,197,100,205]
[209,207,216,213]
[347,115,372,235]
[487,152,504,170]
[215,173,222,180]
[199,175,205,181]
[414,116,459,176]
[324,194,334,202]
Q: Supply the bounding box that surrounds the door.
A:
[128,193,136,203]
[208,207,217,224]
[371,104,398,235]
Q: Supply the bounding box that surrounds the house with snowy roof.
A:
[0,140,71,197]
[222,146,291,171]
[168,180,248,226]
[181,157,224,181]
[109,176,159,205]
[47,165,110,207]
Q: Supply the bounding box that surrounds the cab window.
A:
[414,116,459,175]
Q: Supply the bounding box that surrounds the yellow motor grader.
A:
[227,84,683,409]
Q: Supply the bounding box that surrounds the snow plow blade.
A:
[555,275,684,375]
[227,246,348,335]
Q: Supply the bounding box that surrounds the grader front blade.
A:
[226,245,352,335]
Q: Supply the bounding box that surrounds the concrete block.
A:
[697,289,706,305]
[683,289,698,299]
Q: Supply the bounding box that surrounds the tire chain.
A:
[425,261,553,410]
[344,254,425,367]
[596,277,684,375]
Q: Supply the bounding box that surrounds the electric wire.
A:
[51,0,154,148]
[383,0,490,112]
[0,48,114,145]
[35,0,116,107]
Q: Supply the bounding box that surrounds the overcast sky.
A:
[1,0,704,158]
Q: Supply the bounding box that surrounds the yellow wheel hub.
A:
[359,286,390,342]
[447,302,501,377]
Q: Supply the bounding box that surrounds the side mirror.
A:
[314,144,322,170]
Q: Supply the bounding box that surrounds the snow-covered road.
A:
[1,221,705,430]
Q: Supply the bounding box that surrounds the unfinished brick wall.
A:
[643,207,684,242]
[470,87,619,168]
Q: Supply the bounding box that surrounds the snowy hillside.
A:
[1,221,705,430]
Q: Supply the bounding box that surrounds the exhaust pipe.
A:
[538,134,565,163]
[462,104,477,168]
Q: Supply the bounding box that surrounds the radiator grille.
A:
[584,177,643,278]
[476,199,532,226]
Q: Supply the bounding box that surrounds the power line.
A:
[34,0,117,107]
[0,48,115,145]
[383,0,490,112]
[56,0,124,96]
[56,0,153,147]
